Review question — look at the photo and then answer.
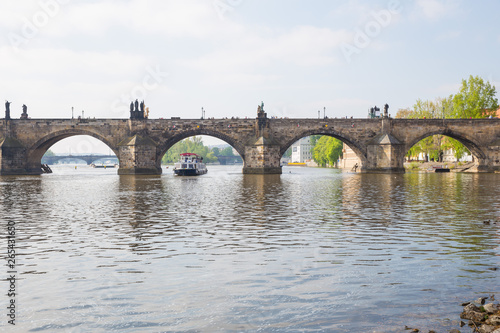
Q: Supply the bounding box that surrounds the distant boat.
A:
[173,153,207,176]
[429,165,450,173]
[90,163,118,169]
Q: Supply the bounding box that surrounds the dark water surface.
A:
[1,165,499,332]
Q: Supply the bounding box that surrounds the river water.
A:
[0,165,499,332]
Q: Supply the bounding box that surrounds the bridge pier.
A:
[0,137,42,175]
[242,137,282,174]
[363,134,405,173]
[117,134,162,175]
[476,148,500,172]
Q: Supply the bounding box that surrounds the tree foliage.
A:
[43,149,55,157]
[219,147,234,156]
[399,75,498,161]
[397,99,447,161]
[312,136,343,167]
[162,137,220,164]
[396,98,445,119]
[446,75,498,119]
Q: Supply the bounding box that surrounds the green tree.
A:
[442,137,468,160]
[397,98,446,161]
[220,146,234,156]
[312,136,343,167]
[162,137,219,164]
[395,108,413,119]
[447,75,498,118]
[43,149,55,157]
[309,135,322,156]
[399,75,496,161]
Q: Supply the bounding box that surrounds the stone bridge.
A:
[1,113,500,175]
[42,154,118,165]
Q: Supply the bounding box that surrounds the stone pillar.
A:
[242,137,282,174]
[117,134,162,175]
[364,133,405,173]
[0,137,41,175]
[476,141,500,172]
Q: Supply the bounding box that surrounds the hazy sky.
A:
[1,0,499,153]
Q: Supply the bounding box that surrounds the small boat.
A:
[90,163,118,169]
[431,165,450,173]
[173,153,207,176]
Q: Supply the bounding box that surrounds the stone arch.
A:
[156,128,245,165]
[27,129,118,166]
[405,128,487,161]
[280,129,368,166]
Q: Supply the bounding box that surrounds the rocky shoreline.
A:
[403,296,500,333]
[459,296,500,333]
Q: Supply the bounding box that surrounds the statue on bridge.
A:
[5,100,11,119]
[140,100,145,118]
[257,101,266,118]
[130,99,146,120]
[369,106,380,118]
[21,104,28,119]
[384,103,389,118]
[257,101,264,113]
[257,101,268,130]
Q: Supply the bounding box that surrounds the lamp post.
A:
[318,110,320,119]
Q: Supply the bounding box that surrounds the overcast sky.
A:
[1,0,499,153]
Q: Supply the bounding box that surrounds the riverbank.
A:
[403,296,500,333]
[404,161,476,172]
[459,296,500,333]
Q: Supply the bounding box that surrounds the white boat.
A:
[173,153,208,176]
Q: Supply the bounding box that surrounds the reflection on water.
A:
[0,165,499,332]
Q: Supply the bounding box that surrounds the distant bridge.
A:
[216,155,243,165]
[41,154,118,165]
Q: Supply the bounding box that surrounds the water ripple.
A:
[0,166,499,332]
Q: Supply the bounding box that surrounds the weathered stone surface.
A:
[484,304,500,314]
[1,117,500,175]
[118,134,161,175]
[487,315,500,326]
[460,303,486,322]
[479,324,496,333]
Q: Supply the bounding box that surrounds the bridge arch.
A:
[156,128,245,165]
[405,128,487,161]
[27,129,119,166]
[280,129,368,166]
